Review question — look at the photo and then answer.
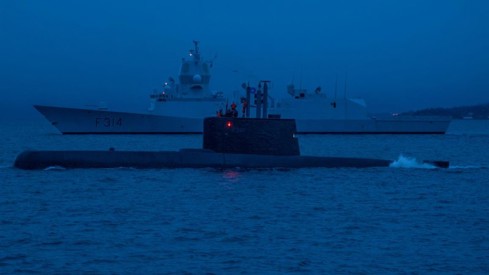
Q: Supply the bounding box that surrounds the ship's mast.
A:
[192,40,201,62]
[176,40,212,98]
[344,72,348,119]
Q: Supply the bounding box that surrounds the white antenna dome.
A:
[193,74,202,83]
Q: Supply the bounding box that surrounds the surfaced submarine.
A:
[14,117,449,170]
[14,81,449,170]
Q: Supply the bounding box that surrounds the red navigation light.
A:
[226,121,233,128]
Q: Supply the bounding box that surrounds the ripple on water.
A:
[1,129,489,273]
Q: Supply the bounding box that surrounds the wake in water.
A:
[44,166,66,171]
[389,155,437,169]
[448,165,487,169]
[390,155,487,170]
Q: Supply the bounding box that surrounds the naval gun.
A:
[14,81,449,170]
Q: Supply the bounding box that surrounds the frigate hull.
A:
[35,105,450,134]
[34,105,203,134]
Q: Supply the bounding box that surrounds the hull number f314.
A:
[95,117,123,127]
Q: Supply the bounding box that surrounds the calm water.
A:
[1,119,489,273]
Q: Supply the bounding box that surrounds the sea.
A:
[1,119,488,274]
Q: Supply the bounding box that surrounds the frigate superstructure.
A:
[266,84,451,134]
[35,41,226,134]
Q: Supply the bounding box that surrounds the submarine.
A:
[14,81,449,170]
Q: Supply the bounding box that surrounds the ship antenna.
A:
[330,74,339,109]
[334,73,338,101]
[299,66,303,91]
[193,40,200,54]
[344,72,348,118]
[192,40,200,62]
[334,74,338,101]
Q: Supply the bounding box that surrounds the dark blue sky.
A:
[1,0,488,118]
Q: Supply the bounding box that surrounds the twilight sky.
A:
[1,0,488,118]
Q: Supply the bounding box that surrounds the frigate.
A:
[34,41,451,134]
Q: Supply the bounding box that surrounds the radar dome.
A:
[193,74,202,83]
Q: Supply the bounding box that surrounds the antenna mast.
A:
[192,40,200,62]
[344,72,348,119]
[334,74,338,101]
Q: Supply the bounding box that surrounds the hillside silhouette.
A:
[403,103,489,119]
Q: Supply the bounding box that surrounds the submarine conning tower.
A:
[203,79,300,156]
[203,117,300,156]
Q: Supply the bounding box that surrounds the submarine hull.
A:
[13,117,449,170]
[14,149,394,170]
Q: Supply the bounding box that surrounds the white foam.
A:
[389,155,436,169]
[44,166,66,171]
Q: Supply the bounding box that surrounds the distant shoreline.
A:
[402,103,489,119]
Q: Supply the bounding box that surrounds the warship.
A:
[34,41,451,134]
